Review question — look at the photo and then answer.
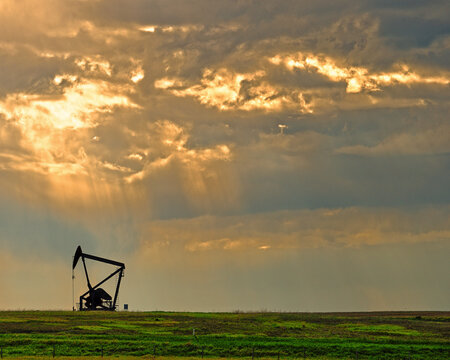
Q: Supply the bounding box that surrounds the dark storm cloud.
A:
[379,15,449,48]
[81,0,355,26]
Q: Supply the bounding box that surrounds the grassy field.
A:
[0,311,448,359]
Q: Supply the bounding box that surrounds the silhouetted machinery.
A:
[72,246,125,311]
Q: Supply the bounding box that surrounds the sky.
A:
[0,0,449,311]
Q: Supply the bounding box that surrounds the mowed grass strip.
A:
[0,311,448,359]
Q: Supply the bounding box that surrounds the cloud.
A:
[0,75,139,186]
[155,69,312,113]
[270,53,449,93]
[155,51,448,114]
[0,0,449,311]
[336,123,450,156]
[136,206,450,263]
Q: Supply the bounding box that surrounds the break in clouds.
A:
[0,0,449,310]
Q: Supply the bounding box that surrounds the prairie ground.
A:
[0,311,448,359]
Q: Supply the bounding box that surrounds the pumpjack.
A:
[72,246,125,311]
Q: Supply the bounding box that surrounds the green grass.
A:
[340,324,423,336]
[0,311,448,359]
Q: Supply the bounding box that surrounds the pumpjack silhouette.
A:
[72,246,125,311]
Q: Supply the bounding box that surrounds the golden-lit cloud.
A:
[139,24,204,33]
[138,23,242,36]
[136,206,450,265]
[0,78,135,131]
[270,53,450,93]
[0,85,235,214]
[155,69,312,113]
[124,120,236,211]
[131,68,144,83]
[0,77,138,181]
[155,54,448,114]
[75,56,113,77]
